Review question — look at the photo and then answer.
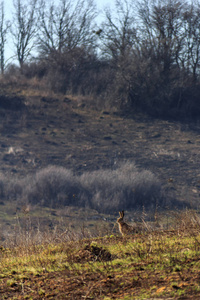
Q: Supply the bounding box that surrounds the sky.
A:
[4,0,115,12]
[3,0,116,66]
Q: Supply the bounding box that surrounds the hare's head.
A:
[117,210,124,224]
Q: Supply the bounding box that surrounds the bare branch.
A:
[11,0,38,69]
[0,1,10,74]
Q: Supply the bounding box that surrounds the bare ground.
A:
[0,91,200,208]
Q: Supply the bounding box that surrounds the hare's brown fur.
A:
[117,211,142,236]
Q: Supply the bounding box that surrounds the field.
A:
[1,212,200,299]
[1,83,200,298]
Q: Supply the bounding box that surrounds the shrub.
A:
[79,162,163,212]
[22,166,80,208]
[3,162,165,212]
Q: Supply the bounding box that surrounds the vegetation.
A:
[0,162,163,212]
[1,0,200,117]
[1,210,200,299]
[0,81,198,213]
[0,1,200,298]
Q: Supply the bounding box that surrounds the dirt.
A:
[1,88,200,300]
[1,243,200,299]
[0,91,200,209]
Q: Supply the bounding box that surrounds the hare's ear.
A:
[119,211,122,217]
[121,210,124,218]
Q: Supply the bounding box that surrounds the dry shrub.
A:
[1,162,165,212]
[172,209,200,233]
[2,215,92,250]
[80,162,163,212]
[22,166,80,207]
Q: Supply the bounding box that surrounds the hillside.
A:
[0,83,199,237]
[1,84,200,298]
[0,84,200,208]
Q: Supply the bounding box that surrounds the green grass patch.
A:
[1,224,200,298]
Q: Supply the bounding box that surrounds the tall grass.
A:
[0,162,164,212]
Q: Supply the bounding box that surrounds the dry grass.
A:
[0,82,199,211]
[1,210,200,299]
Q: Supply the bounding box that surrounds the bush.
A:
[3,162,165,212]
[22,166,80,208]
[79,162,163,212]
[27,163,164,212]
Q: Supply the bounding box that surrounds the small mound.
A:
[75,244,112,263]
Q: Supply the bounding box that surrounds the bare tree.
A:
[11,0,38,69]
[97,0,138,107]
[35,0,97,94]
[125,0,200,115]
[100,0,137,61]
[37,0,97,56]
[137,0,187,75]
[181,1,200,81]
[0,1,10,74]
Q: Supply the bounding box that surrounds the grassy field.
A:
[1,82,200,298]
[1,210,200,299]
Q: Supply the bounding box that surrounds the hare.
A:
[117,210,143,236]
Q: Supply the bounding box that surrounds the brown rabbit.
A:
[117,211,142,236]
